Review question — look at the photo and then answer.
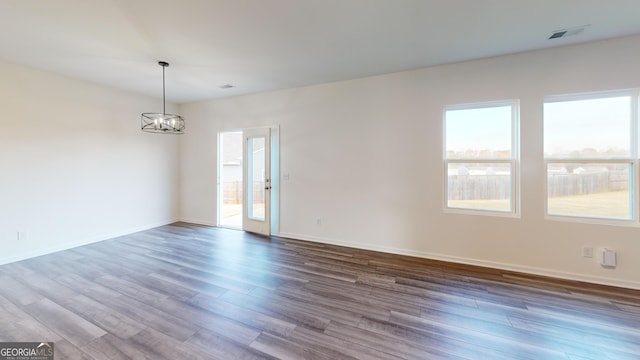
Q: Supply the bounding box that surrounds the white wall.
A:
[0,60,180,264]
[180,35,640,289]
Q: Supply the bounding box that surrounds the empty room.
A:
[1,1,639,359]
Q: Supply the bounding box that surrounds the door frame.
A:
[217,126,279,235]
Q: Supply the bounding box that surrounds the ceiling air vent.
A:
[548,25,590,40]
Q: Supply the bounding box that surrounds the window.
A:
[544,91,637,221]
[444,101,519,215]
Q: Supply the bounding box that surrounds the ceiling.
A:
[1,0,640,104]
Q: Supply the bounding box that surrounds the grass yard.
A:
[448,199,511,212]
[449,191,630,219]
[547,191,630,219]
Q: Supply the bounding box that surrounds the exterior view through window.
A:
[219,131,243,228]
[544,92,636,221]
[444,101,519,214]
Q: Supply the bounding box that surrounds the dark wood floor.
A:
[0,223,639,359]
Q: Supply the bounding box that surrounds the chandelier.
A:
[141,61,185,134]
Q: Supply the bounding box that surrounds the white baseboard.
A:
[0,218,180,266]
[178,218,217,227]
[277,231,640,291]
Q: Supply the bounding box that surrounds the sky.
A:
[543,96,630,157]
[445,105,512,157]
[445,96,632,158]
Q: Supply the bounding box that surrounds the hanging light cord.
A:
[162,64,166,116]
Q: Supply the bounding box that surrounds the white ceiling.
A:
[1,0,640,103]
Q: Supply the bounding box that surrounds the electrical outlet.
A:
[17,231,27,241]
[582,246,593,258]
[316,218,321,226]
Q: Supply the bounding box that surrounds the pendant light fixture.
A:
[141,61,185,134]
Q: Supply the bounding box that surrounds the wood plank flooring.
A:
[0,222,639,359]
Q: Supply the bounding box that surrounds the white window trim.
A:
[543,89,640,226]
[443,100,520,218]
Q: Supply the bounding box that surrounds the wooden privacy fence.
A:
[223,181,265,204]
[448,175,511,200]
[546,171,628,197]
[223,181,243,204]
[448,171,629,200]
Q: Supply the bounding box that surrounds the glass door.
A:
[242,128,271,235]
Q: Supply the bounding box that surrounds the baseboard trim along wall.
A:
[179,218,217,227]
[0,218,180,266]
[277,231,640,291]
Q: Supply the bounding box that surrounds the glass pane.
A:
[547,163,632,219]
[445,105,512,159]
[447,163,512,212]
[248,137,266,221]
[544,96,631,158]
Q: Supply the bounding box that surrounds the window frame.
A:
[443,100,520,217]
[543,89,639,225]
